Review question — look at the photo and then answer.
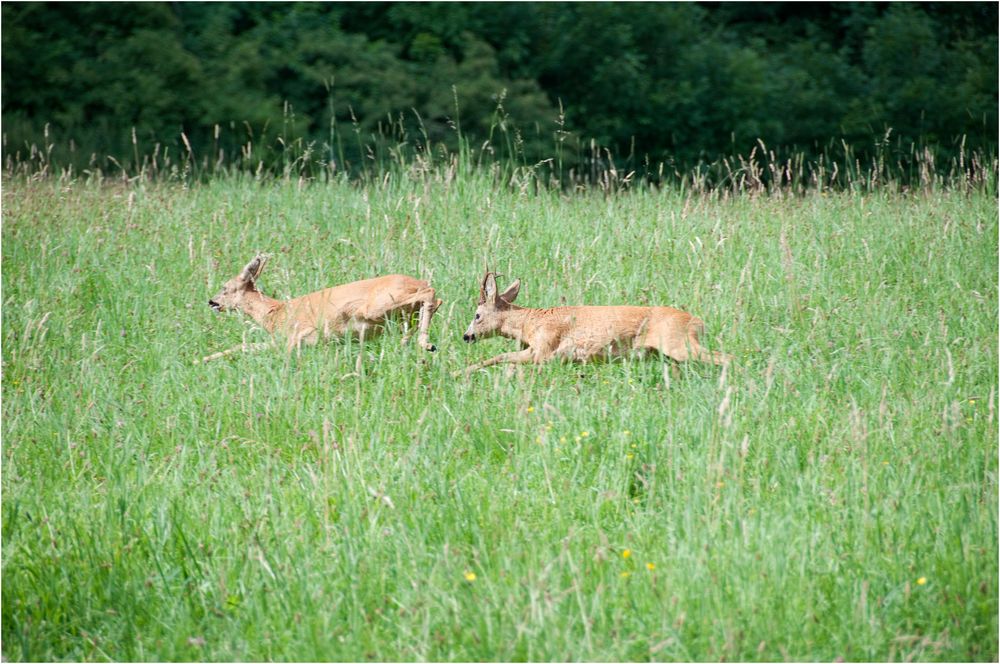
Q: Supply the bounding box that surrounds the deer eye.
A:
[474,313,481,321]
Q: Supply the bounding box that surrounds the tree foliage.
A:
[2,2,996,173]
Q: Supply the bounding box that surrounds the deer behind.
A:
[202,253,441,362]
[462,271,731,373]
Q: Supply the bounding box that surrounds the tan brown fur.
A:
[203,254,441,363]
[462,271,730,373]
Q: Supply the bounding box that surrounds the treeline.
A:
[2,2,997,179]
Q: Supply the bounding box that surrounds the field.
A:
[2,172,997,661]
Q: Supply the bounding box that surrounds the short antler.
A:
[478,267,492,305]
[239,252,270,283]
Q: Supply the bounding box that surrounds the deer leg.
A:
[464,348,537,375]
[686,323,732,366]
[416,297,442,352]
[286,326,317,356]
[355,326,367,374]
[681,334,733,366]
[400,315,412,346]
[694,348,734,366]
[199,342,271,364]
[661,338,732,367]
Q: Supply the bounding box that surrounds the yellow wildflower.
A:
[464,571,477,582]
[620,571,631,578]
[622,549,631,559]
[527,406,535,413]
[916,577,926,586]
[646,562,655,571]
[626,453,635,460]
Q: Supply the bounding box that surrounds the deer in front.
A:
[201,253,441,363]
[461,271,731,374]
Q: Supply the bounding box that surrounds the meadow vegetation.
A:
[2,151,996,661]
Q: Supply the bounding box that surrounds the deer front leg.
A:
[198,342,271,364]
[464,348,538,375]
[286,325,317,355]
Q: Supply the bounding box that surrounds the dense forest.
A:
[2,2,997,177]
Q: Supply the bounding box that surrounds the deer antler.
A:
[479,264,492,304]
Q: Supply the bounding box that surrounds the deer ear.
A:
[499,278,520,304]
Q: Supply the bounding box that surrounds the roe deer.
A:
[461,271,731,374]
[201,253,441,363]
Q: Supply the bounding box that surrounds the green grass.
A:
[2,172,997,661]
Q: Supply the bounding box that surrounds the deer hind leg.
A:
[355,325,367,373]
[381,288,439,352]
[399,315,412,346]
[687,318,732,366]
[698,348,733,365]
[671,343,732,366]
[642,317,730,367]
[415,291,442,352]
[652,325,731,366]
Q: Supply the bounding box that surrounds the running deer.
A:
[461,271,731,374]
[201,253,441,363]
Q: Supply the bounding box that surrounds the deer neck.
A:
[241,290,286,333]
[498,305,539,346]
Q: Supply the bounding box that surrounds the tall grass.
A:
[5,100,997,197]
[1,131,997,661]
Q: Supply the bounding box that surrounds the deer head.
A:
[208,253,269,312]
[463,271,520,342]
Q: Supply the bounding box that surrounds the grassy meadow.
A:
[2,171,997,661]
